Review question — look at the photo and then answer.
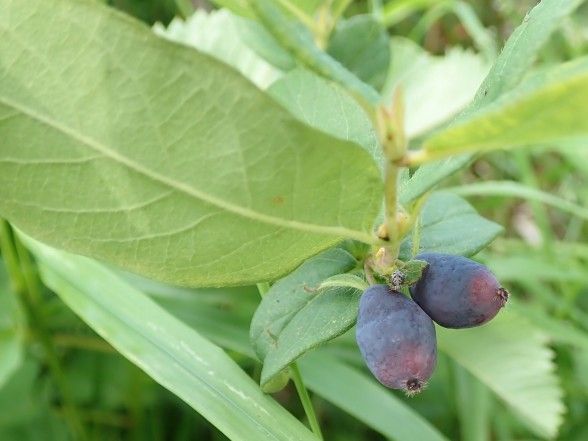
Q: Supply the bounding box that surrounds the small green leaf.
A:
[260,285,361,386]
[0,261,23,390]
[0,0,381,287]
[395,259,428,287]
[299,352,450,441]
[249,248,360,387]
[268,69,383,167]
[318,273,368,292]
[327,15,391,91]
[24,237,318,441]
[400,192,503,259]
[438,310,565,439]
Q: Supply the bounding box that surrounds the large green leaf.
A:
[24,237,318,441]
[399,192,503,259]
[0,261,23,390]
[416,58,588,162]
[0,0,381,287]
[327,15,391,91]
[299,352,450,441]
[268,69,383,167]
[438,310,564,439]
[249,248,358,387]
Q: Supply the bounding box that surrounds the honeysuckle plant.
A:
[1,0,587,440]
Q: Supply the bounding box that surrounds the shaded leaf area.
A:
[268,69,383,168]
[384,37,488,138]
[403,0,585,204]
[25,237,318,441]
[399,192,503,260]
[0,261,23,389]
[0,0,381,287]
[438,310,564,439]
[250,248,360,387]
[421,57,588,161]
[327,15,391,91]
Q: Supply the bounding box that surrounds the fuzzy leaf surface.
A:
[0,0,381,287]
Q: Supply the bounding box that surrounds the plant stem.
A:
[385,162,400,247]
[291,364,324,440]
[0,222,87,440]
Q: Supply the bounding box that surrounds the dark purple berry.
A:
[410,253,509,329]
[356,285,437,394]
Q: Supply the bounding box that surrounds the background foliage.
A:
[1,0,588,440]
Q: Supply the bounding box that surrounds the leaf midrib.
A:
[0,95,377,244]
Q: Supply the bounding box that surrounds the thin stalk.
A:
[0,223,87,440]
[291,364,324,440]
[385,162,400,250]
[411,213,422,258]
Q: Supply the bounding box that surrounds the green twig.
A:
[291,364,324,440]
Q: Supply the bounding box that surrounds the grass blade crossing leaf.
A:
[0,0,381,287]
[24,237,318,441]
[449,180,588,221]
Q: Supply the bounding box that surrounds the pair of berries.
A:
[356,253,509,394]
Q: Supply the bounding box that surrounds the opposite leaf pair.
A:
[357,253,508,394]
